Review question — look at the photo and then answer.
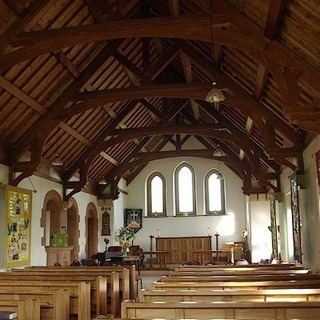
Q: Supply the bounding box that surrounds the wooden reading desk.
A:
[109,255,141,274]
[143,251,168,268]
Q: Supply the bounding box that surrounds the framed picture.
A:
[124,209,142,234]
[5,186,32,267]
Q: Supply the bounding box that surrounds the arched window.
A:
[174,163,196,216]
[205,169,225,215]
[147,172,166,217]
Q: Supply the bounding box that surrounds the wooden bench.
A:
[139,287,320,302]
[0,288,69,320]
[159,273,320,283]
[0,280,91,320]
[0,298,41,320]
[121,300,320,319]
[152,279,320,290]
[172,267,311,276]
[174,264,305,272]
[1,270,123,316]
[16,264,136,299]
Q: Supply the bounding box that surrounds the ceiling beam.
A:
[264,0,287,40]
[10,40,125,161]
[0,0,50,54]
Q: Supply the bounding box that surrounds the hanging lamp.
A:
[51,64,64,167]
[205,0,225,107]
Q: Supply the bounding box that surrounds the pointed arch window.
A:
[174,163,196,216]
[147,172,166,217]
[205,169,225,215]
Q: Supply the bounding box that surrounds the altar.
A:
[156,236,212,264]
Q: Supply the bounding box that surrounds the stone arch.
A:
[65,198,80,262]
[41,190,62,247]
[85,202,98,259]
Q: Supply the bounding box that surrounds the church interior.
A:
[1,0,320,319]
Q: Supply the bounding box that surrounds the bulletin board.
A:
[5,186,32,267]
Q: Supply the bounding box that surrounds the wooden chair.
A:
[70,260,81,266]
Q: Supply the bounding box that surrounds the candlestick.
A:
[214,232,220,251]
[149,235,155,268]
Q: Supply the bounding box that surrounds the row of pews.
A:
[0,264,139,320]
[120,263,320,320]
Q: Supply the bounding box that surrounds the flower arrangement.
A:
[116,226,135,255]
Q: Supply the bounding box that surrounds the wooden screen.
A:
[156,236,212,264]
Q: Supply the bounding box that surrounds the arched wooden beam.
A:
[101,149,250,186]
[81,126,262,187]
[3,11,320,97]
[63,83,300,146]
[95,151,254,200]
[3,17,258,71]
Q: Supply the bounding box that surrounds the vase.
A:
[121,247,128,256]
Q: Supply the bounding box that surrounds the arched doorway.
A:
[41,190,62,247]
[86,203,98,259]
[66,198,80,262]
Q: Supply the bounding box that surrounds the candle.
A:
[157,228,160,237]
[207,227,211,235]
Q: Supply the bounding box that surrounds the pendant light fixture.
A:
[51,63,64,167]
[99,178,108,185]
[213,140,226,157]
[51,126,64,167]
[205,0,225,107]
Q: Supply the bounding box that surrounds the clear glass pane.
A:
[151,175,163,213]
[178,166,193,212]
[208,173,222,211]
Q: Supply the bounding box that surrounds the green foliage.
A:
[116,226,135,246]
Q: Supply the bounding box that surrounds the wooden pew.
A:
[15,265,135,299]
[0,280,91,320]
[159,273,320,282]
[172,267,311,276]
[121,300,320,319]
[139,287,320,302]
[176,264,303,271]
[152,279,320,290]
[0,288,70,320]
[0,270,122,317]
[0,298,40,320]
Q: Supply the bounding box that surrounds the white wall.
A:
[1,135,319,269]
[0,164,100,267]
[250,199,272,263]
[125,156,247,253]
[301,136,320,271]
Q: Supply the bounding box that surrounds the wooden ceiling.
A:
[0,0,319,200]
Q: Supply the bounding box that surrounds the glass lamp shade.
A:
[99,178,107,185]
[51,154,64,166]
[205,88,225,104]
[212,146,226,157]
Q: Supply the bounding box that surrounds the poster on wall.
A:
[6,186,32,267]
[124,209,142,234]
